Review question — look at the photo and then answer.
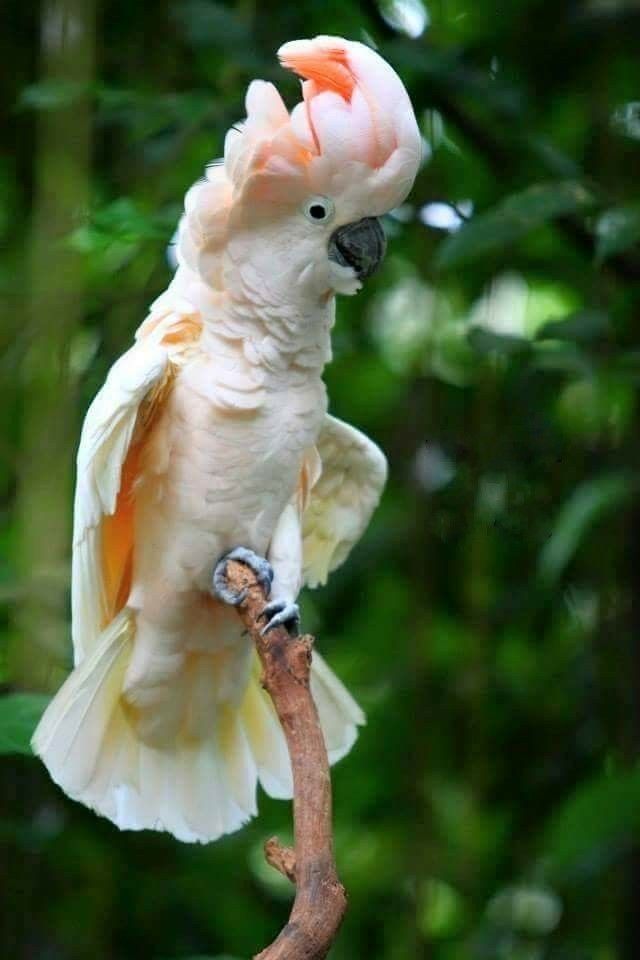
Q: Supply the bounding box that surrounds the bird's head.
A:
[178,36,421,300]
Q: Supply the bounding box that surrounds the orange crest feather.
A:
[279,43,355,101]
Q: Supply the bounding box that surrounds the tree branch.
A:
[225,559,347,960]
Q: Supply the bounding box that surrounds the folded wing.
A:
[302,414,387,588]
[71,309,201,666]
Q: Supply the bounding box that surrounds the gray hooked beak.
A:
[328,217,387,281]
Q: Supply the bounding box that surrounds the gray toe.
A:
[260,600,300,636]
[212,546,274,606]
[225,547,274,594]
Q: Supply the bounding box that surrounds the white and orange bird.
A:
[32,36,421,842]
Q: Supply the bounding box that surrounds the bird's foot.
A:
[213,547,274,606]
[260,599,300,636]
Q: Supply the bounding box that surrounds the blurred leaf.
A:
[538,472,636,584]
[544,768,640,875]
[435,181,594,269]
[171,0,250,48]
[487,885,562,935]
[74,197,179,245]
[530,340,591,377]
[467,327,530,356]
[336,825,404,893]
[18,80,87,110]
[595,205,640,263]
[380,0,430,39]
[430,321,476,385]
[419,877,467,939]
[248,838,294,901]
[537,309,611,342]
[68,197,180,273]
[95,88,217,139]
[0,693,49,754]
[610,101,640,141]
[554,375,635,442]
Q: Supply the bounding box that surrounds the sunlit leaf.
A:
[418,877,467,939]
[0,693,50,755]
[435,181,593,269]
[595,205,640,263]
[538,472,636,584]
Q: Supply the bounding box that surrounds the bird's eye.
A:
[302,197,334,224]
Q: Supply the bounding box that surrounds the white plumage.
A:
[32,35,420,842]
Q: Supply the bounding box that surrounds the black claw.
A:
[212,547,274,606]
[260,600,301,636]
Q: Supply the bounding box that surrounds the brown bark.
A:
[225,559,347,960]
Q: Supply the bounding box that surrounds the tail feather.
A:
[310,650,366,764]
[218,704,258,813]
[239,648,366,799]
[33,611,133,796]
[33,613,365,843]
[239,656,294,799]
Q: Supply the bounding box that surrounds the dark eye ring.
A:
[303,196,335,224]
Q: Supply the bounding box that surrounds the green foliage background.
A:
[2,0,640,957]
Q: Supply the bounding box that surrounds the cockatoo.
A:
[32,36,421,842]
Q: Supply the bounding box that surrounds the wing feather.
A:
[302,415,387,588]
[71,341,170,665]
